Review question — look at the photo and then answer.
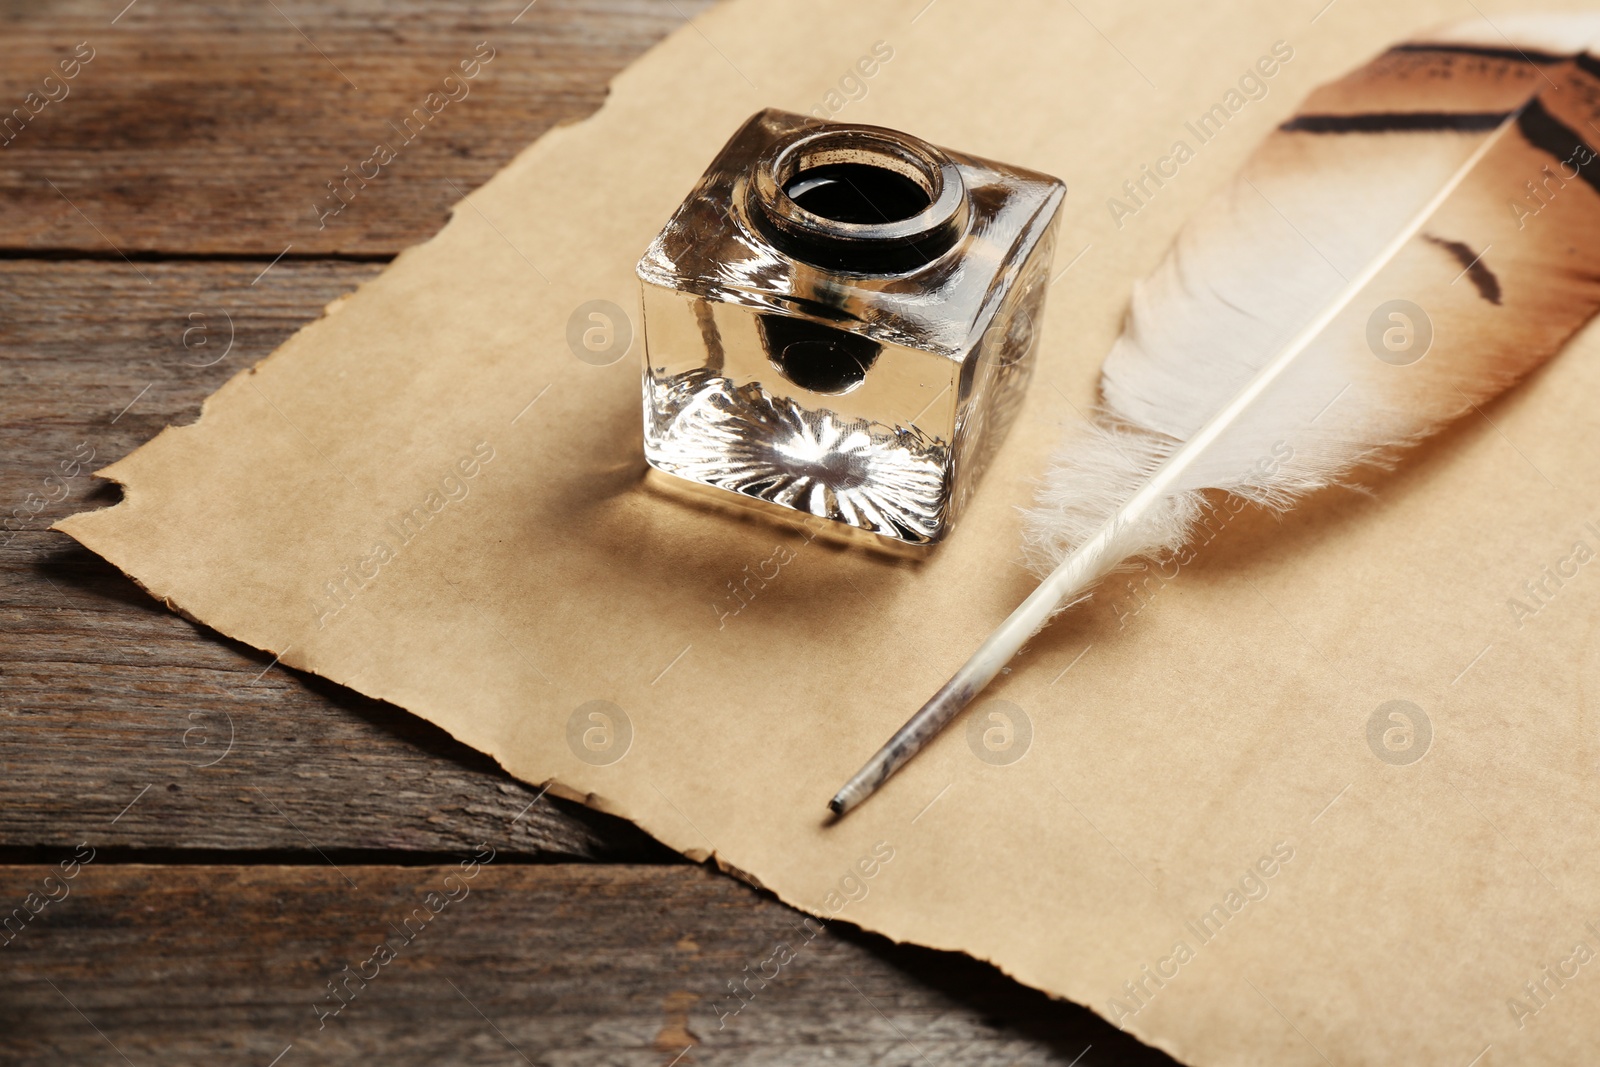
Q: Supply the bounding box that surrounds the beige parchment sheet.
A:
[61,1,1600,1063]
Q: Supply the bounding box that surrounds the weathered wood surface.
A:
[0,863,1174,1066]
[0,3,1179,1063]
[0,0,714,255]
[0,260,671,862]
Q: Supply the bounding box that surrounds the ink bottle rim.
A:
[746,123,969,274]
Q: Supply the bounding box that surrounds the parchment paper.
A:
[61,1,1600,1062]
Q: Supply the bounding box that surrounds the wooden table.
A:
[0,3,1177,1063]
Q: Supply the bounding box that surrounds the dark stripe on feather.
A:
[1516,98,1600,197]
[1391,42,1569,64]
[1424,235,1501,305]
[1282,111,1510,133]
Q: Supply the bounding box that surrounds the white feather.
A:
[832,15,1600,814]
[1023,15,1600,576]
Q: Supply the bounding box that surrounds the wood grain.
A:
[0,863,1177,1066]
[0,260,668,861]
[0,0,714,255]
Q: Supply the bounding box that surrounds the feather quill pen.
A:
[831,15,1600,814]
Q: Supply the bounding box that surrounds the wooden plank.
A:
[0,862,1177,1065]
[0,260,668,860]
[0,0,711,255]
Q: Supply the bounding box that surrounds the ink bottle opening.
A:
[747,126,969,274]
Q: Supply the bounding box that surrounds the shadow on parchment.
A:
[519,390,932,612]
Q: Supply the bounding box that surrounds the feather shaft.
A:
[830,80,1528,815]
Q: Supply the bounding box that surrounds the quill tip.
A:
[828,779,872,817]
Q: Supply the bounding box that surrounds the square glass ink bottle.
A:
[636,109,1065,551]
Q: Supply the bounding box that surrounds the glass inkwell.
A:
[636,109,1065,551]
